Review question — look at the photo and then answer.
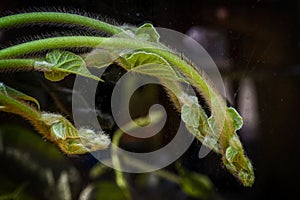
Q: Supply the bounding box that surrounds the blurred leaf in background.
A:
[0,125,81,200]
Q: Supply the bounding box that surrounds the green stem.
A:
[0,59,35,71]
[0,36,225,125]
[112,127,133,200]
[0,12,222,112]
[112,112,180,199]
[0,36,103,59]
[0,12,123,35]
[0,92,41,123]
[0,36,217,100]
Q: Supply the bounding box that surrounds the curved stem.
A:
[0,36,225,120]
[0,12,123,35]
[0,92,41,124]
[112,125,133,200]
[0,37,212,98]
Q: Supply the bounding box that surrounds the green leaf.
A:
[178,93,223,153]
[134,63,187,82]
[44,71,69,82]
[227,107,243,131]
[223,135,255,187]
[125,51,169,68]
[42,113,111,154]
[126,51,186,82]
[181,101,201,128]
[135,23,160,43]
[37,50,102,82]
[225,146,239,163]
[0,82,40,110]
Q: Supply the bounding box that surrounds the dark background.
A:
[0,0,300,199]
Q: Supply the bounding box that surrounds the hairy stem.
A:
[0,35,226,140]
[0,92,42,125]
[0,59,35,71]
[0,35,225,136]
[0,12,123,35]
[0,36,222,106]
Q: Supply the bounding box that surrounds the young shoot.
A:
[0,11,254,186]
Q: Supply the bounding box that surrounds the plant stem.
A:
[0,12,223,112]
[0,36,216,99]
[112,127,133,200]
[0,36,102,59]
[111,111,180,199]
[0,92,41,124]
[0,59,35,71]
[0,36,225,125]
[0,12,123,35]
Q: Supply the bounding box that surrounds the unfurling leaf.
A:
[36,50,102,81]
[227,107,243,131]
[222,141,255,187]
[180,95,201,128]
[42,113,111,154]
[221,107,254,187]
[225,146,239,163]
[135,23,160,43]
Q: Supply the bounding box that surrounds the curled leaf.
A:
[180,95,201,128]
[227,107,243,131]
[135,23,160,43]
[225,146,239,163]
[222,136,255,187]
[0,82,40,110]
[42,113,110,154]
[221,107,254,187]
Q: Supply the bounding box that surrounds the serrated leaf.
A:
[0,82,40,110]
[227,107,243,131]
[40,50,102,82]
[135,23,160,43]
